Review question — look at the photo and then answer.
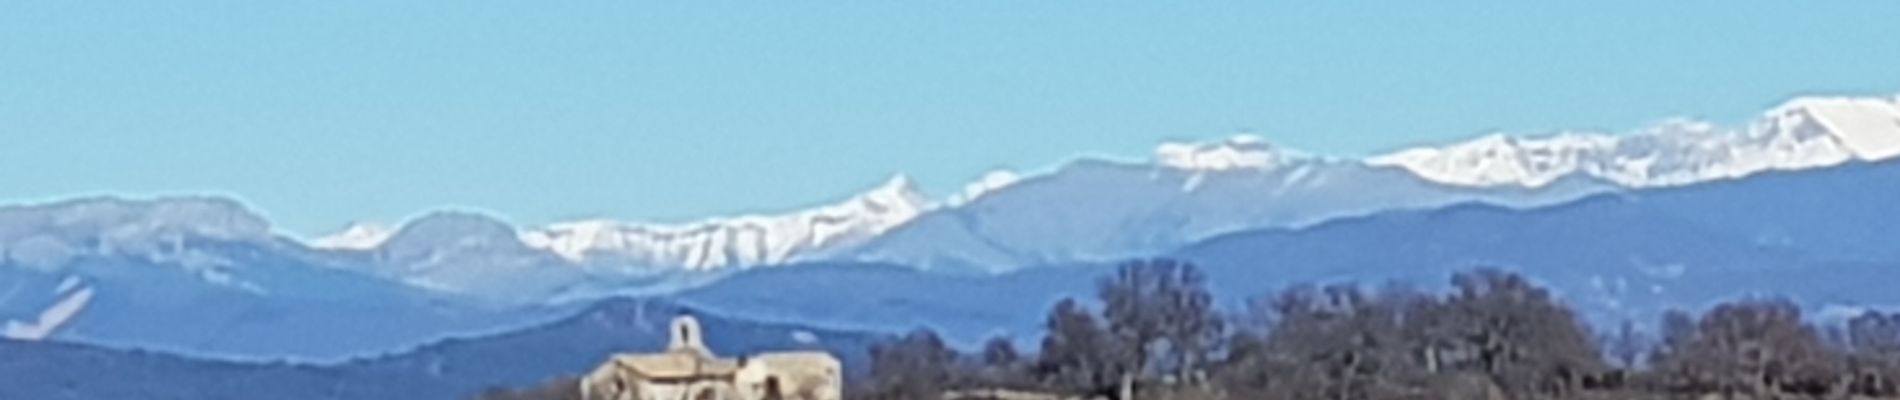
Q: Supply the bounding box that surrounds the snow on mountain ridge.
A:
[946,170,1022,207]
[1778,96,1900,159]
[309,222,394,250]
[1154,134,1298,171]
[304,175,932,273]
[1367,96,1900,188]
[514,175,929,271]
[1367,133,1622,187]
[17,94,1900,280]
[0,196,272,271]
[0,196,270,242]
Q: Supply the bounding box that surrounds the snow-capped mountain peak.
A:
[1770,96,1900,160]
[946,170,1022,207]
[1366,132,1622,188]
[303,175,934,276]
[1368,95,1900,188]
[514,174,930,271]
[854,174,931,216]
[1154,134,1296,171]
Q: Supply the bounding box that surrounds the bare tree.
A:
[1848,311,1900,358]
[1840,310,1900,396]
[1429,269,1605,397]
[867,329,961,400]
[1035,298,1125,396]
[976,336,1025,389]
[1604,319,1650,370]
[982,336,1022,369]
[1260,284,1408,400]
[1221,281,1450,400]
[1652,299,1840,397]
[1097,258,1224,387]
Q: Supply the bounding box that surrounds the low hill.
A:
[0,298,883,400]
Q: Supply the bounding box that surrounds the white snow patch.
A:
[515,175,929,271]
[1782,97,1900,160]
[401,276,465,293]
[3,286,94,340]
[946,170,1022,207]
[198,267,266,295]
[1368,133,1619,188]
[54,276,81,294]
[791,330,819,344]
[311,222,396,250]
[1155,134,1291,171]
[1370,95,1900,188]
[1277,164,1317,193]
[1180,174,1206,192]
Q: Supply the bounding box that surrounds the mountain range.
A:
[0,200,566,360]
[681,158,1900,346]
[304,95,1900,277]
[2,93,1898,362]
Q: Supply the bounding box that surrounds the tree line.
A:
[853,259,1900,400]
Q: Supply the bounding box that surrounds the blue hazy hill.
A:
[677,262,1099,347]
[681,159,1900,344]
[5,158,1897,360]
[0,298,882,400]
[0,239,574,362]
[849,157,1610,273]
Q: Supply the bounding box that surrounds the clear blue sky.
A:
[4,1,1898,235]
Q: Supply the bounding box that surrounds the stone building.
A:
[580,315,842,400]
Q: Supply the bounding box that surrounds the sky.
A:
[3,1,1899,235]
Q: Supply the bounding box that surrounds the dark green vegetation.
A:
[849,259,1900,400]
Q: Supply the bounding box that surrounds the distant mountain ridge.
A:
[682,157,1900,345]
[836,154,1613,272]
[299,94,1900,275]
[0,196,275,271]
[1371,96,1900,188]
[313,176,931,272]
[0,197,570,360]
[2,95,1895,301]
[0,298,883,400]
